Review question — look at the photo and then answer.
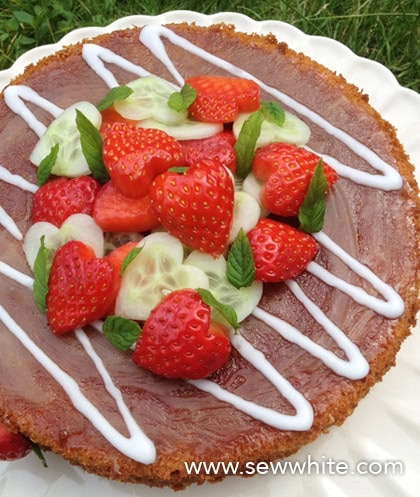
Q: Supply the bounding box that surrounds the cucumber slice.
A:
[185,251,263,323]
[228,191,261,243]
[115,232,209,321]
[233,109,311,148]
[241,173,269,217]
[30,101,102,178]
[114,76,187,125]
[23,214,104,270]
[136,117,223,141]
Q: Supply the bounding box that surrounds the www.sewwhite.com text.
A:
[184,455,404,477]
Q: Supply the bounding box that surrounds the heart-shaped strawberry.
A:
[150,160,234,256]
[252,142,338,217]
[46,241,117,334]
[102,123,184,198]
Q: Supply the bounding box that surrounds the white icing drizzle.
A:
[0,303,156,464]
[0,24,409,463]
[0,165,38,193]
[0,261,33,289]
[190,331,314,430]
[139,24,402,191]
[3,85,62,137]
[82,44,152,88]
[311,231,404,318]
[0,206,23,240]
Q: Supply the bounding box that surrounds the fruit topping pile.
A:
[24,75,338,383]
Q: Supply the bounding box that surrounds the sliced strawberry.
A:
[252,142,338,217]
[31,176,101,227]
[150,160,234,256]
[99,107,137,137]
[102,123,184,198]
[181,131,236,172]
[105,241,139,314]
[0,421,31,461]
[46,240,117,334]
[185,75,260,123]
[247,218,318,282]
[93,180,159,233]
[133,289,231,379]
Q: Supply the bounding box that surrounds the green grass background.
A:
[1,0,419,91]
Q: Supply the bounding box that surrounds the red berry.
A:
[181,131,236,173]
[133,289,231,379]
[150,160,234,256]
[46,241,117,334]
[247,218,318,282]
[102,123,184,198]
[185,75,260,123]
[252,143,338,217]
[0,421,31,461]
[31,176,100,227]
[93,180,159,233]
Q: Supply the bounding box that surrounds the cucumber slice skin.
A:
[30,102,102,178]
[233,110,311,148]
[185,251,263,323]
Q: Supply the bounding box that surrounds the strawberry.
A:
[133,289,231,379]
[99,107,138,138]
[93,180,159,233]
[252,143,338,217]
[105,241,139,314]
[46,241,117,334]
[0,421,31,461]
[247,218,318,282]
[31,176,100,227]
[185,75,260,123]
[181,131,236,173]
[150,160,234,256]
[102,123,184,198]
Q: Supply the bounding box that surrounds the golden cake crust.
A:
[0,22,419,490]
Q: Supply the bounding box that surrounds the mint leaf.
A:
[197,288,240,330]
[298,159,328,233]
[36,143,59,186]
[227,228,255,289]
[33,235,50,314]
[261,100,285,127]
[75,109,109,184]
[96,85,133,112]
[102,315,141,351]
[234,109,264,178]
[30,441,48,468]
[120,247,142,276]
[168,83,196,112]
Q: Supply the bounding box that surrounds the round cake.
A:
[0,16,419,492]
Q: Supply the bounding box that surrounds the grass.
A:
[0,0,418,91]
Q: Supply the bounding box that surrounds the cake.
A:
[0,18,419,491]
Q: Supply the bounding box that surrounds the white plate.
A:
[0,10,419,497]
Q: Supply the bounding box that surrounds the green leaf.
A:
[227,228,255,289]
[32,236,50,314]
[197,288,240,330]
[234,109,264,178]
[298,159,328,233]
[260,100,286,127]
[36,143,59,186]
[120,247,142,276]
[75,109,109,184]
[96,85,134,112]
[168,83,196,112]
[30,441,48,468]
[102,315,141,351]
